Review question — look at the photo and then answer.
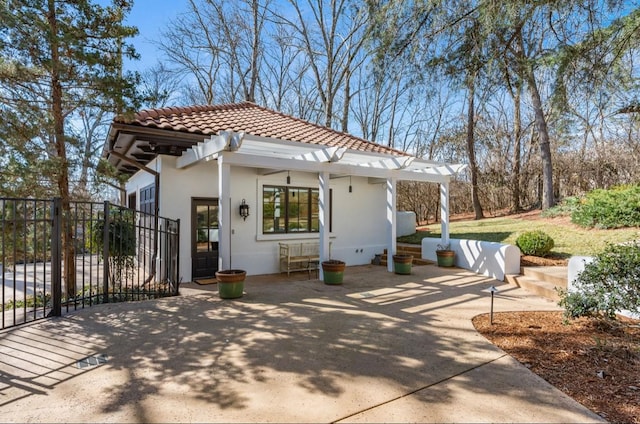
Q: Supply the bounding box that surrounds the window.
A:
[262,185,331,234]
[139,184,155,215]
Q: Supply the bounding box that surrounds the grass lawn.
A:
[398,214,640,257]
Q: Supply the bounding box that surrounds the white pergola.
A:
[177,131,466,275]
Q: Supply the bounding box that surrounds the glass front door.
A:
[192,198,218,279]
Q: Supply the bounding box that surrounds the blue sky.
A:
[122,0,189,72]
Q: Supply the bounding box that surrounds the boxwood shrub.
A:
[515,230,555,257]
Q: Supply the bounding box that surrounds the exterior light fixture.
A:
[239,199,250,221]
[485,285,499,324]
[287,171,291,185]
[349,175,352,193]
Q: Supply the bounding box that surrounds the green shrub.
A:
[571,185,640,229]
[558,242,640,320]
[515,230,555,256]
[541,196,581,218]
[87,207,136,286]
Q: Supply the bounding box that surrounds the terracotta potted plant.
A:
[321,259,345,285]
[392,254,413,274]
[435,244,455,267]
[215,269,246,299]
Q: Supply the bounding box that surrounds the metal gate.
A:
[1,198,180,330]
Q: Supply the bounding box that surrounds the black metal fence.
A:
[1,198,180,330]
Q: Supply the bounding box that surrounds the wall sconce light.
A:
[239,199,250,221]
[287,171,291,185]
[349,175,353,193]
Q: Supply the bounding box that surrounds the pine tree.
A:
[0,0,140,296]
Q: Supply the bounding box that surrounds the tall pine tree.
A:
[0,0,139,296]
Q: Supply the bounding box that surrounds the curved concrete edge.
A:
[422,238,521,281]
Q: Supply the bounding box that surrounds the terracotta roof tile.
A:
[116,102,406,156]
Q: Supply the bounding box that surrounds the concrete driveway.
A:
[0,264,603,423]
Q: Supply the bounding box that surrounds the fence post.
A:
[51,198,62,317]
[175,219,180,295]
[102,201,110,303]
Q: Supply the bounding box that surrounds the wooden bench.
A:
[279,242,322,276]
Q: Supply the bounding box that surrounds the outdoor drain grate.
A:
[76,354,109,369]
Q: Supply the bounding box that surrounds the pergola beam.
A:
[220,151,456,183]
[177,134,226,169]
[359,156,415,170]
[291,146,346,162]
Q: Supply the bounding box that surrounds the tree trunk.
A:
[247,0,260,102]
[525,67,555,209]
[511,82,522,212]
[466,75,484,220]
[340,64,350,132]
[47,0,76,298]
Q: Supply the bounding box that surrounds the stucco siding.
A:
[127,156,390,282]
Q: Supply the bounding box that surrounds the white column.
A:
[218,155,232,270]
[386,177,397,272]
[319,171,330,279]
[440,181,450,245]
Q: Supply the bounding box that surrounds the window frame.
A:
[258,183,332,240]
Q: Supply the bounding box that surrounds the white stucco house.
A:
[104,102,465,282]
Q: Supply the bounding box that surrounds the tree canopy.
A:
[0,0,140,199]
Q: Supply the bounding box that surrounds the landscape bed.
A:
[473,311,640,423]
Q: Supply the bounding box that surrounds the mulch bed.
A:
[473,311,640,423]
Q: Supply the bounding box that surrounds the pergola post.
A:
[218,155,232,270]
[386,177,397,272]
[440,180,450,246]
[318,171,331,279]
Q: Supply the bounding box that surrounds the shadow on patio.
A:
[0,264,600,423]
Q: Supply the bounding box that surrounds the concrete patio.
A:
[0,264,603,423]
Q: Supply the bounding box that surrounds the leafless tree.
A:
[273,0,369,130]
[159,0,270,104]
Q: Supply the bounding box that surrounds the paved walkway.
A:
[0,264,603,423]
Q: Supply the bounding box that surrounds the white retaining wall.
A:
[421,238,521,281]
[396,211,416,237]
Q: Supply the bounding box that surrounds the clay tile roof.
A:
[116,102,407,156]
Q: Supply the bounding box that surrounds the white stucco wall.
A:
[126,156,390,282]
[396,211,416,237]
[421,237,521,281]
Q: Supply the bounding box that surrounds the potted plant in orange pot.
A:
[321,259,345,285]
[435,244,455,267]
[215,269,246,299]
[392,254,413,274]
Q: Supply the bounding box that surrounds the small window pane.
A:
[311,190,319,231]
[263,186,285,233]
